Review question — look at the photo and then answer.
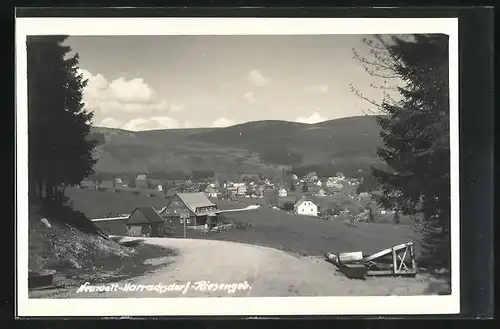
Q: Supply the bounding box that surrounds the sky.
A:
[65,35,390,131]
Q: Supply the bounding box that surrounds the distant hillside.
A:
[88,115,385,177]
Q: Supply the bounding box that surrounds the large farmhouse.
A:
[159,192,218,227]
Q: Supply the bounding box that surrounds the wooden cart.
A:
[325,241,418,279]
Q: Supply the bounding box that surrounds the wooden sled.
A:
[325,242,417,279]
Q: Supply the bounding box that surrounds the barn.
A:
[159,192,218,227]
[126,206,166,237]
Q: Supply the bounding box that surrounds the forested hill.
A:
[88,115,385,177]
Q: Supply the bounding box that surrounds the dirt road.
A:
[63,237,442,298]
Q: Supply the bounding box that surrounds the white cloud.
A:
[122,118,150,131]
[303,85,329,93]
[295,111,326,124]
[243,91,256,105]
[246,69,270,87]
[121,116,192,131]
[212,117,235,128]
[108,77,155,103]
[79,69,187,130]
[79,69,156,104]
[98,117,122,128]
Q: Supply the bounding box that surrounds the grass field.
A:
[65,187,167,219]
[65,186,421,263]
[171,207,422,259]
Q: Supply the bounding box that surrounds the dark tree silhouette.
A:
[352,34,450,272]
[28,35,97,203]
[128,174,136,188]
[301,182,308,192]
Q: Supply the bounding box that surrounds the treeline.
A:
[86,131,106,147]
[87,170,217,183]
[292,162,381,179]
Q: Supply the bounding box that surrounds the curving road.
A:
[70,237,436,298]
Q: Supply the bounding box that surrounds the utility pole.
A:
[183,216,187,238]
[181,211,188,239]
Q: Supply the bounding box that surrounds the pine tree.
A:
[27,36,97,203]
[352,34,451,272]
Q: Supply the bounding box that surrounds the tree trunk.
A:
[38,179,43,199]
[45,182,52,200]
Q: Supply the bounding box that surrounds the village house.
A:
[126,206,166,237]
[156,184,163,192]
[304,172,318,182]
[198,184,218,198]
[159,192,218,227]
[315,188,327,197]
[236,185,247,196]
[294,197,318,217]
[135,174,148,188]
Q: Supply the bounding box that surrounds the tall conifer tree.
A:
[352,34,451,271]
[27,35,97,202]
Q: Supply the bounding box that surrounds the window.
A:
[187,217,191,224]
[174,209,179,213]
[180,218,184,224]
[166,209,171,213]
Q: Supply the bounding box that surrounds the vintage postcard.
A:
[16,15,459,317]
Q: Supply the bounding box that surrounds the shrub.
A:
[282,202,295,211]
[233,221,252,230]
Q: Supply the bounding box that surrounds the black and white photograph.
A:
[16,16,460,316]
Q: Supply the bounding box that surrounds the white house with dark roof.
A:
[294,197,318,217]
[278,187,288,197]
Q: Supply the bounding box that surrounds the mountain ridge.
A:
[88,115,385,177]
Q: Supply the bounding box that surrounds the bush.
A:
[282,202,295,212]
[132,191,141,196]
[233,221,252,230]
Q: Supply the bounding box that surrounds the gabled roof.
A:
[294,196,317,207]
[127,206,164,225]
[175,192,217,214]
